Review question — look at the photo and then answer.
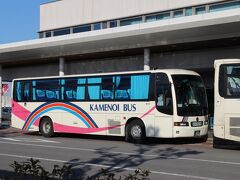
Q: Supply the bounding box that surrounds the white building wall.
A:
[40,0,224,31]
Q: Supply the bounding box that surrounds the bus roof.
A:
[12,69,199,81]
[214,59,240,67]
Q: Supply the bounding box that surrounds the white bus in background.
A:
[214,59,240,148]
[11,69,208,143]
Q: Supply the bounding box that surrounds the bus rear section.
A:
[214,59,240,148]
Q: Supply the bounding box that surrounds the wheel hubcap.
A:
[43,122,51,134]
[131,125,142,138]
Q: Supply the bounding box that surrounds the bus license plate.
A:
[191,121,203,127]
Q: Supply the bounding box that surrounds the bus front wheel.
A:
[40,118,54,137]
[125,120,146,144]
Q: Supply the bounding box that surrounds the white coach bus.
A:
[214,59,240,148]
[11,69,208,143]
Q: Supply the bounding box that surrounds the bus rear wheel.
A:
[125,120,146,144]
[40,118,54,137]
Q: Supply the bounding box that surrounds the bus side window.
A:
[23,81,31,102]
[14,81,23,102]
[115,76,131,100]
[88,77,101,100]
[32,79,60,101]
[218,65,225,97]
[155,73,173,115]
[101,77,114,100]
[115,75,150,100]
[130,75,150,100]
[225,65,240,97]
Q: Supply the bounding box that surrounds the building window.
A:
[45,31,52,38]
[173,10,184,18]
[73,25,91,33]
[210,1,240,12]
[145,15,156,22]
[110,21,117,28]
[41,0,240,39]
[160,12,171,19]
[39,32,44,39]
[102,22,108,29]
[146,12,171,22]
[196,6,206,14]
[120,17,142,26]
[185,7,193,16]
[53,28,70,36]
[93,23,101,30]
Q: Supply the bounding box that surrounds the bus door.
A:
[154,73,173,138]
[215,63,240,142]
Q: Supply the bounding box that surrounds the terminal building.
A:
[0,0,240,119]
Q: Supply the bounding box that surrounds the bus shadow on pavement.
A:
[0,127,23,138]
[61,144,204,179]
[53,132,208,145]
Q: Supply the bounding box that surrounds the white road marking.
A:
[1,138,19,142]
[0,153,223,180]
[1,137,60,143]
[0,140,239,166]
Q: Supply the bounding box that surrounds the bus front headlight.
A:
[204,120,208,125]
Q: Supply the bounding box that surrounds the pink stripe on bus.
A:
[54,123,124,134]
[140,106,156,119]
[12,101,40,127]
[12,101,30,121]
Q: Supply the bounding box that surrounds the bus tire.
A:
[125,120,146,144]
[40,118,54,137]
[199,135,208,143]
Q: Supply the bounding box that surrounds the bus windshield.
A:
[172,75,208,116]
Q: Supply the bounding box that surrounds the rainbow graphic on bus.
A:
[22,102,98,131]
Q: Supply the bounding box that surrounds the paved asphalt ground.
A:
[0,126,239,180]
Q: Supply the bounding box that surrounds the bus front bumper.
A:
[173,125,208,138]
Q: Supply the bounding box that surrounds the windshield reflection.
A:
[172,75,208,116]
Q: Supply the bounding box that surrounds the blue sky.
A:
[0,0,53,44]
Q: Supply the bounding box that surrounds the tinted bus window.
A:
[88,77,101,100]
[101,77,114,100]
[130,75,149,100]
[115,75,150,100]
[32,79,60,101]
[225,65,240,97]
[115,76,131,100]
[61,78,86,101]
[172,75,208,116]
[155,73,173,115]
[23,81,31,101]
[14,81,23,102]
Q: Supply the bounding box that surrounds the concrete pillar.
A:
[0,65,2,125]
[59,57,65,76]
[144,48,150,70]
